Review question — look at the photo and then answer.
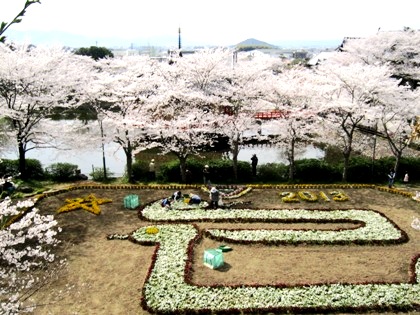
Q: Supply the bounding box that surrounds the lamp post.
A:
[98,112,107,180]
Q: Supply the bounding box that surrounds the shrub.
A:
[236,161,253,183]
[199,159,253,184]
[131,160,149,182]
[295,159,341,183]
[0,159,19,177]
[25,159,45,180]
[256,163,288,182]
[156,158,253,184]
[0,159,44,180]
[45,163,78,182]
[185,159,207,183]
[89,167,114,182]
[397,157,420,182]
[346,156,375,183]
[157,160,180,183]
[207,159,234,183]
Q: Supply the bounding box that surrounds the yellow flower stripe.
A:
[279,192,300,203]
[57,194,112,215]
[319,191,330,202]
[298,191,318,202]
[29,183,417,210]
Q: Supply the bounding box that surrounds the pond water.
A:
[2,143,324,178]
[235,145,324,165]
[1,119,324,178]
[3,142,127,178]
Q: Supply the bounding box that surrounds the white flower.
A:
[131,224,420,313]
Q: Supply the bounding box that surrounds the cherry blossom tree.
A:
[340,28,420,154]
[215,51,275,180]
[140,50,226,183]
[377,89,419,176]
[145,107,218,183]
[340,28,420,88]
[0,196,62,314]
[266,66,323,181]
[89,56,159,182]
[315,54,409,181]
[0,44,91,179]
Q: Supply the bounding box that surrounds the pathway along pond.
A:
[3,144,324,178]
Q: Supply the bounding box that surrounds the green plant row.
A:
[132,156,420,184]
[2,155,420,185]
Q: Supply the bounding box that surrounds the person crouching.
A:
[209,187,220,209]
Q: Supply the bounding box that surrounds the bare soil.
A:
[28,184,420,315]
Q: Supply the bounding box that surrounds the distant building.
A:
[337,37,362,51]
[292,50,308,59]
[307,36,357,66]
[307,51,336,66]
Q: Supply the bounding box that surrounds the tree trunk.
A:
[18,141,27,179]
[179,155,188,183]
[124,144,134,183]
[287,138,296,182]
[340,118,355,183]
[393,152,402,178]
[99,119,107,180]
[342,150,350,182]
[231,138,239,181]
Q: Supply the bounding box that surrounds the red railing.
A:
[254,110,287,119]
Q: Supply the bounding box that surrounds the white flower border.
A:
[131,224,419,313]
[135,202,419,313]
[201,185,253,199]
[142,202,402,243]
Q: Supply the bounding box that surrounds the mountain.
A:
[235,38,277,49]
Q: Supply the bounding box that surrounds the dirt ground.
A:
[28,184,420,315]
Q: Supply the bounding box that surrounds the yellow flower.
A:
[145,226,159,234]
[57,194,112,215]
[298,191,318,202]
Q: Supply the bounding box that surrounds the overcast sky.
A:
[2,0,420,48]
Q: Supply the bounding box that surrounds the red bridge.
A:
[254,110,288,119]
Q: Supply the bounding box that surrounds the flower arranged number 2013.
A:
[280,190,349,203]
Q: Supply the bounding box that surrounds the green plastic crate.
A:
[203,249,224,269]
[124,194,139,209]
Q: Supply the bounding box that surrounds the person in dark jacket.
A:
[388,169,395,188]
[251,154,258,177]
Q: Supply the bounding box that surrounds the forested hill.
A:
[235,38,277,51]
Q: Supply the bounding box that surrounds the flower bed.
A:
[33,183,417,203]
[131,200,419,313]
[201,185,252,199]
[30,183,419,313]
[140,201,406,244]
[129,224,419,314]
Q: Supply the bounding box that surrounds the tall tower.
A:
[178,27,181,50]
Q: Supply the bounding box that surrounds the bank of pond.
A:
[1,155,419,187]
